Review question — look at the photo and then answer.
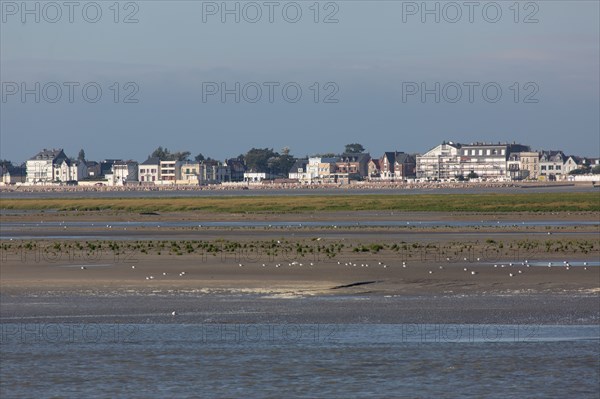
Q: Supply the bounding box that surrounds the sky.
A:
[1,0,599,163]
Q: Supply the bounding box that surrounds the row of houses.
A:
[13,149,248,186]
[3,143,599,186]
[415,142,599,181]
[289,152,417,184]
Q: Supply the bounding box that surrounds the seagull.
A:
[239,263,243,267]
[80,266,86,270]
[131,265,135,269]
[163,272,167,276]
[583,262,588,266]
[428,270,433,274]
[463,268,468,272]
[171,311,177,316]
[509,273,514,277]
[471,271,477,275]
[180,271,186,275]
[518,270,523,274]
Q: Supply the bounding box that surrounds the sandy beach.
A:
[1,204,599,325]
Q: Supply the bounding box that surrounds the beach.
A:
[2,192,600,398]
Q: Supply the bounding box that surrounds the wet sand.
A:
[2,252,599,324]
[1,210,599,325]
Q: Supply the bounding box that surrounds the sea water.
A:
[1,323,598,398]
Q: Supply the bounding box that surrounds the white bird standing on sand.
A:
[471,271,477,275]
[80,266,86,270]
[171,311,177,316]
[509,273,514,277]
[131,265,136,269]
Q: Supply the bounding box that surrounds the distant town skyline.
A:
[2,137,600,166]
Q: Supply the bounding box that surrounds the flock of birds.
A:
[77,257,590,316]
[78,258,590,277]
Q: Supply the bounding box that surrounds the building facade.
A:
[416,142,462,180]
[26,148,69,184]
[138,157,160,183]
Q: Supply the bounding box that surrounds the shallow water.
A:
[1,323,598,398]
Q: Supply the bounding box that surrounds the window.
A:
[463,150,468,155]
[486,149,491,155]
[556,165,561,170]
[478,150,483,156]
[548,165,554,170]
[471,149,476,155]
[541,165,547,170]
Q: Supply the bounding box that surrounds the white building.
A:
[56,159,87,182]
[301,157,338,183]
[539,151,566,180]
[288,159,308,180]
[178,161,229,185]
[138,157,160,183]
[416,142,462,180]
[459,143,529,180]
[110,161,138,185]
[159,160,182,182]
[26,148,69,184]
[243,172,275,182]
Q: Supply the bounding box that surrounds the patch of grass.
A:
[1,192,598,213]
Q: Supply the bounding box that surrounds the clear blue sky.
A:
[1,0,599,163]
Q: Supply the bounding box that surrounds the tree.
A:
[467,171,479,180]
[150,147,190,161]
[269,153,295,176]
[173,151,191,161]
[77,149,86,162]
[344,143,365,154]
[0,159,12,169]
[592,165,600,174]
[313,153,336,158]
[244,148,276,172]
[194,153,205,162]
[150,146,169,160]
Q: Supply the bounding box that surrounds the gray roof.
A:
[141,157,160,165]
[339,153,371,162]
[30,148,67,161]
[289,159,308,173]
